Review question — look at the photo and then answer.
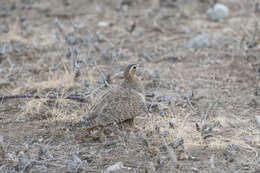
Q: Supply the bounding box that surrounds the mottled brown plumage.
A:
[75,64,145,129]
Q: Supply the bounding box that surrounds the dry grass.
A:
[0,0,259,172]
[26,71,76,93]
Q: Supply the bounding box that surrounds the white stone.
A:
[105,162,126,173]
[98,21,111,28]
[187,34,209,49]
[256,116,260,128]
[207,3,229,21]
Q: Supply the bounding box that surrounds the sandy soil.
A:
[0,0,259,172]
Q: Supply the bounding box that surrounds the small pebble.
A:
[10,2,16,10]
[0,80,10,87]
[96,77,105,84]
[0,8,9,17]
[98,21,112,28]
[82,80,89,88]
[169,122,176,129]
[0,136,3,144]
[7,153,14,161]
[160,111,166,117]
[1,24,9,33]
[105,162,124,173]
[191,167,199,172]
[255,116,260,128]
[162,131,169,137]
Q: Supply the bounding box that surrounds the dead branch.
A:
[0,94,88,103]
[0,80,110,104]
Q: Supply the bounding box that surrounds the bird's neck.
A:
[124,75,137,84]
[122,76,144,94]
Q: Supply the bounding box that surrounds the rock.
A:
[82,80,89,88]
[256,2,260,13]
[7,153,14,161]
[105,162,125,173]
[162,131,169,137]
[1,24,9,33]
[0,136,3,144]
[98,21,112,28]
[160,111,166,117]
[187,34,209,49]
[207,3,229,21]
[191,167,199,172]
[255,116,260,128]
[160,0,178,8]
[0,80,10,87]
[169,122,176,129]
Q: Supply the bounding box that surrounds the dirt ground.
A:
[0,0,259,172]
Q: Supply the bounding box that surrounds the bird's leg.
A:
[98,127,106,142]
[125,118,134,126]
[125,118,142,132]
[90,126,106,142]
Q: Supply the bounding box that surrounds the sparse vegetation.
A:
[0,0,259,172]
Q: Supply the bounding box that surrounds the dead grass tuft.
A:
[25,71,76,94]
[18,99,52,120]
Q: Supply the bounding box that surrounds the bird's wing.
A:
[76,87,145,129]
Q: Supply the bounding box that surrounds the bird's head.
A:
[124,64,138,79]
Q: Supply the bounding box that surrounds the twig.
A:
[94,61,110,87]
[88,83,106,97]
[142,50,152,62]
[0,94,88,103]
[0,66,127,104]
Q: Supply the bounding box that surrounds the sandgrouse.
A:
[74,64,146,130]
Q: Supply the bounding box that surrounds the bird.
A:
[73,64,146,131]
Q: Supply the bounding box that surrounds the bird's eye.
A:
[133,66,136,69]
